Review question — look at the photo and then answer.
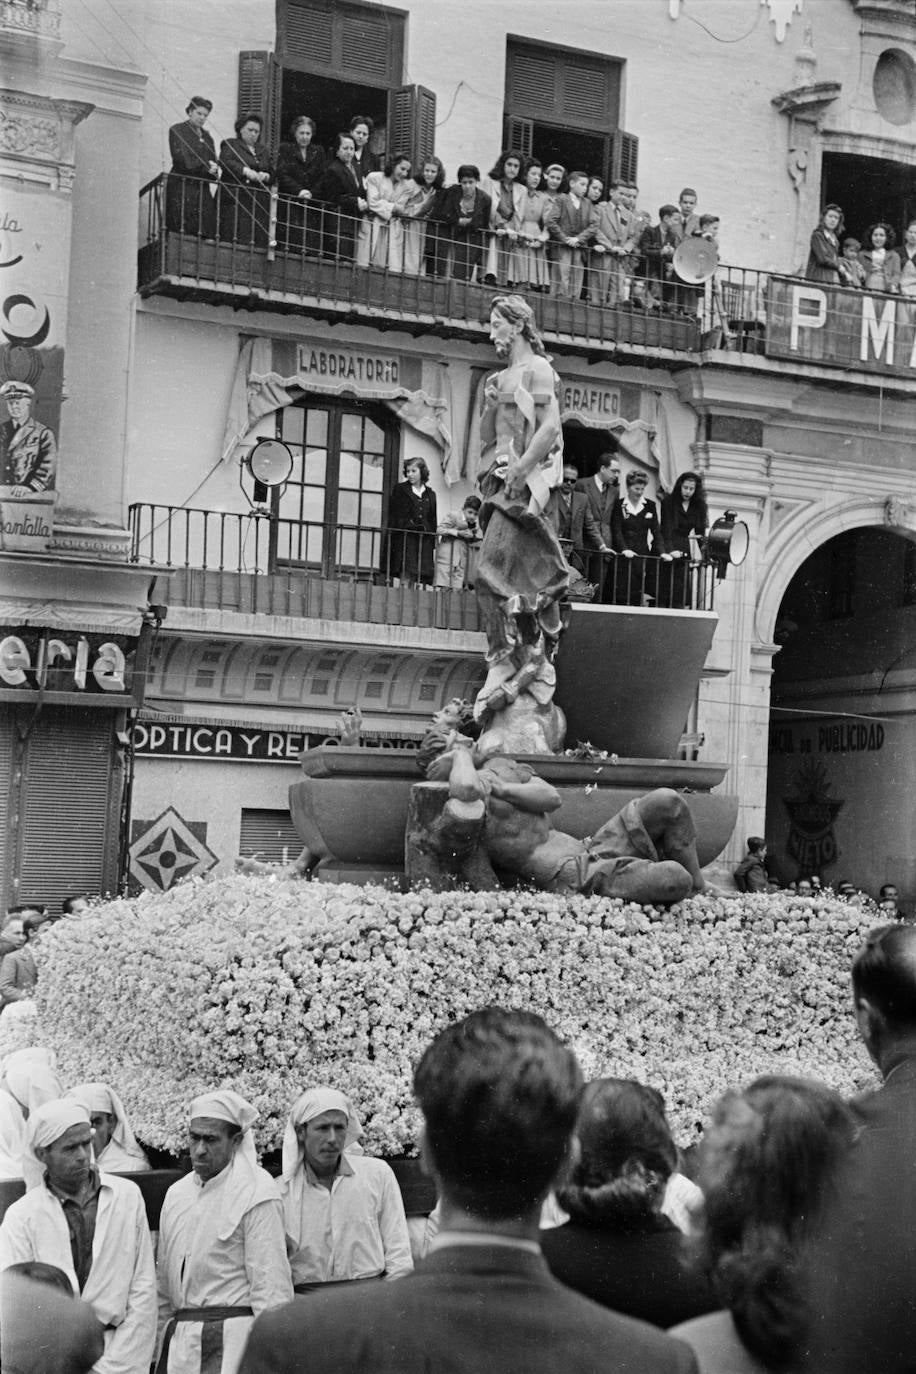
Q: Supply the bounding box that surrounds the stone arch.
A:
[754,496,916,645]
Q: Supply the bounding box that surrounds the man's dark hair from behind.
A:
[852,923,916,1032]
[413,1007,582,1220]
[21,916,42,942]
[746,836,766,854]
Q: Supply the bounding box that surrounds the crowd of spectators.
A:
[807,204,916,296]
[166,99,727,317]
[3,922,916,1373]
[382,451,711,609]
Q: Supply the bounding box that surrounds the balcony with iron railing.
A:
[139,177,916,385]
[128,502,718,631]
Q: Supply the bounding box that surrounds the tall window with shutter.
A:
[503,37,635,189]
[240,0,435,168]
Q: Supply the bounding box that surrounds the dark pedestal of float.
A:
[289,603,736,888]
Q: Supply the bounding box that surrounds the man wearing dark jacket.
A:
[240,1009,698,1374]
[733,836,768,893]
[802,924,916,1373]
[547,462,606,575]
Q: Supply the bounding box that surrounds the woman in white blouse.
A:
[360,153,418,271]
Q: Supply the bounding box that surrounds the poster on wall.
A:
[0,187,71,551]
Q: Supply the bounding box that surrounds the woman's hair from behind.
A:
[697,1075,857,1372]
[556,1078,677,1224]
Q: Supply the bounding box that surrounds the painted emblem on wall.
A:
[783,759,844,876]
[128,807,217,893]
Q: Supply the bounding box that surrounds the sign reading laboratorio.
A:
[766,276,916,378]
[0,628,137,697]
[296,343,402,396]
[561,382,621,424]
[132,721,420,761]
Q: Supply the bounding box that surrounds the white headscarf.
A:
[0,1048,62,1111]
[189,1089,278,1239]
[280,1088,363,1247]
[281,1088,363,1182]
[65,1083,149,1172]
[24,1100,91,1187]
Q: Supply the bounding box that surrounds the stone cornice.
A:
[0,86,93,191]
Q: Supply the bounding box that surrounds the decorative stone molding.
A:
[884,493,915,526]
[50,523,132,560]
[0,0,62,57]
[0,89,93,192]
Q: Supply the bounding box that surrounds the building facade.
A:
[2,0,915,908]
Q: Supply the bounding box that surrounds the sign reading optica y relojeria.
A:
[132,721,419,761]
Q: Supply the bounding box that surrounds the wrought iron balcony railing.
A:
[128,501,717,627]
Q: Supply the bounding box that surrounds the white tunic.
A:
[156,1159,292,1374]
[0,1170,157,1374]
[282,1152,413,1284]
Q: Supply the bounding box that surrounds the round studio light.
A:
[245,438,294,488]
[704,511,750,578]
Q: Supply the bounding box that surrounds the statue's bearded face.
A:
[489,310,517,357]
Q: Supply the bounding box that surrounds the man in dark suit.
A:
[546,461,605,576]
[802,923,916,1373]
[637,204,682,307]
[240,1008,697,1374]
[575,452,619,600]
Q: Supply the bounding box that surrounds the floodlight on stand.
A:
[703,510,750,580]
[239,438,294,510]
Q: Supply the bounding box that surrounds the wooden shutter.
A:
[237,52,281,149]
[282,3,334,65]
[238,51,269,122]
[610,129,639,185]
[239,808,301,864]
[504,116,533,161]
[508,47,558,118]
[560,60,610,124]
[16,707,121,910]
[278,0,404,86]
[387,85,436,168]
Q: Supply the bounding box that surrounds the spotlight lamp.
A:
[244,438,294,489]
[703,510,749,580]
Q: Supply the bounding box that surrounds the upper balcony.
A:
[138,176,916,387]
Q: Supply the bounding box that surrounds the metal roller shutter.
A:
[239,808,301,865]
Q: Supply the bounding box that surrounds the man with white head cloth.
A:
[0,1099,157,1374]
[65,1084,150,1174]
[0,1047,63,1181]
[156,1089,292,1374]
[281,1087,412,1290]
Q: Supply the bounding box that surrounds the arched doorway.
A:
[765,524,916,903]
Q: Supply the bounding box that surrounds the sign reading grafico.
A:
[0,628,136,696]
[561,382,621,424]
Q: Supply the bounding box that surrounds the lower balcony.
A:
[128,502,718,632]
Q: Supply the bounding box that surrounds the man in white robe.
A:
[156,1090,292,1374]
[0,1047,63,1183]
[0,1100,157,1374]
[65,1084,150,1174]
[281,1087,412,1290]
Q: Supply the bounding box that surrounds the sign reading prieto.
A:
[766,277,916,377]
[132,721,419,761]
[296,344,401,393]
[0,628,137,696]
[561,382,621,425]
